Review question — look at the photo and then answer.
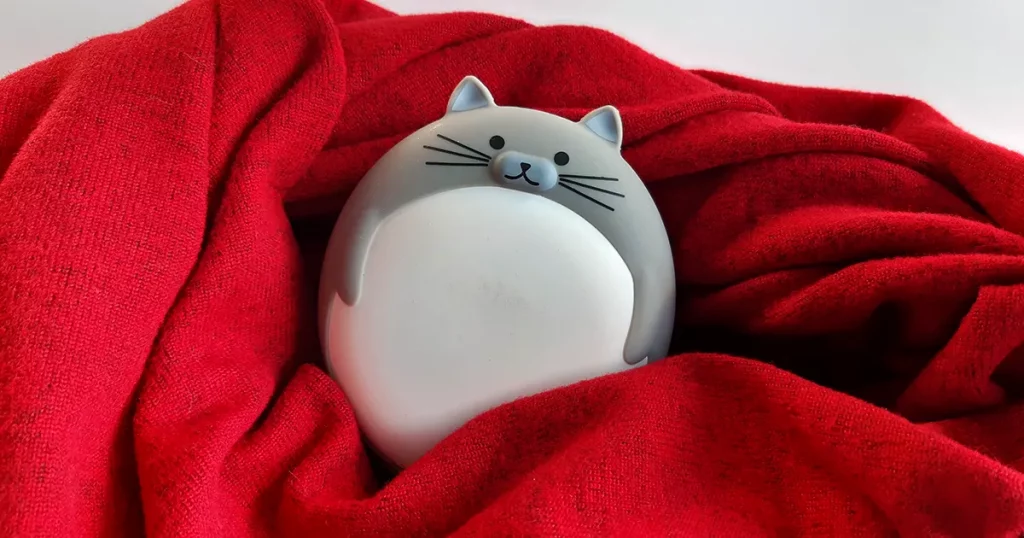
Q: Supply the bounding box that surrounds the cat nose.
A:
[490,151,557,192]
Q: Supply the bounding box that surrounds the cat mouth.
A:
[504,172,540,185]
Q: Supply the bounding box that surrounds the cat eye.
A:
[489,136,505,150]
[554,152,570,166]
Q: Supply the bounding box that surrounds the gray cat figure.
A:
[319,76,675,466]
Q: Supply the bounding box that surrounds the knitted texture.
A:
[1,0,1023,536]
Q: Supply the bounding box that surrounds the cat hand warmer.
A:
[319,76,675,467]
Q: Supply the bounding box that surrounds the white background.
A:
[2,0,1022,153]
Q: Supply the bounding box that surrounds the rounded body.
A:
[319,76,675,467]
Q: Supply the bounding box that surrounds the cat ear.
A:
[446,76,495,114]
[579,105,623,150]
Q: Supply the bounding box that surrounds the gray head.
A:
[320,76,676,365]
[429,76,634,213]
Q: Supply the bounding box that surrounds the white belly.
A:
[325,186,637,466]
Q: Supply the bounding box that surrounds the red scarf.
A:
[1,0,1022,535]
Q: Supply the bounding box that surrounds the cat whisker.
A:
[436,134,492,160]
[558,183,615,211]
[425,161,489,167]
[423,145,490,162]
[558,174,619,182]
[558,179,625,198]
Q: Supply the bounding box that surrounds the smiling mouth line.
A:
[504,171,540,185]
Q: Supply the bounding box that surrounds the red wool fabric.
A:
[2,0,1024,535]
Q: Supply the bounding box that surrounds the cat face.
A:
[420,77,632,212]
